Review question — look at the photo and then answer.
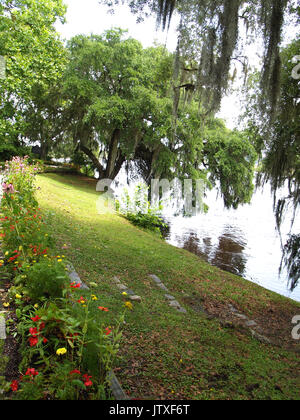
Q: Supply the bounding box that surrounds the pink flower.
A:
[2,183,16,194]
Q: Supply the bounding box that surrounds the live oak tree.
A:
[61,30,174,181]
[0,0,67,159]
[61,30,257,209]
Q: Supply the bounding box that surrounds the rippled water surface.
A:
[164,185,300,302]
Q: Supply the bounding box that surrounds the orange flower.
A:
[98,306,109,312]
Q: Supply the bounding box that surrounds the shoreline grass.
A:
[36,173,300,400]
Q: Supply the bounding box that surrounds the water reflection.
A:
[164,185,300,302]
[111,168,300,302]
[168,227,248,277]
[210,230,247,276]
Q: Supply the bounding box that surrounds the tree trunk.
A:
[79,129,125,181]
[106,129,121,179]
[79,143,105,179]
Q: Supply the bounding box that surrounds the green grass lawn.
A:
[36,173,300,400]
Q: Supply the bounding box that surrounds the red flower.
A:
[104,327,112,336]
[39,322,46,331]
[10,380,19,392]
[70,369,81,375]
[25,368,39,377]
[70,282,81,289]
[82,374,93,387]
[29,327,38,337]
[28,336,38,347]
[31,315,41,322]
[42,337,48,344]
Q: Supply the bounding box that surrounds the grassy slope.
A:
[36,173,300,400]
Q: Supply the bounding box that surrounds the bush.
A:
[117,183,168,234]
[22,259,69,300]
[0,144,31,161]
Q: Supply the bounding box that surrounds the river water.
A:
[162,184,300,302]
[97,169,300,303]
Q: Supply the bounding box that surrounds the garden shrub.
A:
[117,183,168,234]
[22,259,69,300]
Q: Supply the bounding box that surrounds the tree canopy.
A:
[0,0,67,158]
[58,30,257,209]
[100,0,299,120]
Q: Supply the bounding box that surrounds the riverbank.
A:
[35,173,300,400]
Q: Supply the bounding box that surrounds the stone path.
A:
[147,274,271,344]
[112,276,142,303]
[0,315,6,340]
[149,274,187,314]
[228,304,272,344]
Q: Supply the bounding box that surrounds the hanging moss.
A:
[259,0,288,119]
[157,0,177,30]
[100,0,292,121]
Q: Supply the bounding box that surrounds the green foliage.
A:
[61,30,256,209]
[0,143,30,161]
[22,259,69,300]
[117,183,167,234]
[204,120,257,209]
[0,0,67,148]
[61,30,174,180]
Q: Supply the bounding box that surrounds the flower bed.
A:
[0,157,127,400]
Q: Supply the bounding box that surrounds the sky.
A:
[54,0,248,129]
[55,0,179,50]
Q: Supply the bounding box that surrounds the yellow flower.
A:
[56,348,67,356]
[57,259,63,263]
[122,292,128,296]
[91,295,98,301]
[34,304,39,309]
[124,301,133,310]
[15,294,22,299]
[5,251,9,256]
[3,302,10,308]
